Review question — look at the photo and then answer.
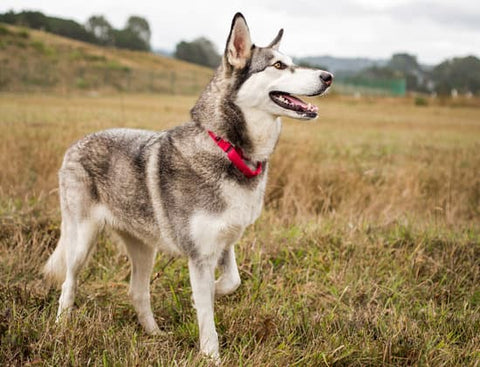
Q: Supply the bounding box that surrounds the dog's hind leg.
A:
[215,245,241,297]
[118,231,159,335]
[188,257,219,361]
[57,217,100,320]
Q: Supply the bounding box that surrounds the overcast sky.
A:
[1,0,479,64]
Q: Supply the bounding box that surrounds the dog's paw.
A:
[200,333,220,365]
[141,321,162,336]
[201,351,221,366]
[215,276,241,298]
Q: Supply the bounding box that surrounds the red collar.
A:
[208,130,262,178]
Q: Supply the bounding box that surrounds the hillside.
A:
[0,23,214,94]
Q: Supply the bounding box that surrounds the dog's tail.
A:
[43,222,67,285]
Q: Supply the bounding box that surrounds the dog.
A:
[43,12,333,361]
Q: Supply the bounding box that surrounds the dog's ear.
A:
[268,29,283,50]
[225,12,252,69]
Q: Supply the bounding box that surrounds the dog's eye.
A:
[273,61,287,70]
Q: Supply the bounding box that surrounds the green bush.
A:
[75,77,89,89]
[0,24,11,36]
[16,29,30,39]
[414,96,428,106]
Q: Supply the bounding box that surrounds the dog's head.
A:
[224,13,333,120]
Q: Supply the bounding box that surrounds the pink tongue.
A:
[284,94,318,113]
[284,94,306,107]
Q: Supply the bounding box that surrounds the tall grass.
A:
[1,93,479,365]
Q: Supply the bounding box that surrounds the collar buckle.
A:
[207,130,262,178]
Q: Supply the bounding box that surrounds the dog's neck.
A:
[193,102,281,163]
[191,75,282,163]
[239,108,282,162]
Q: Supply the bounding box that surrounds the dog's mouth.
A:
[269,92,319,118]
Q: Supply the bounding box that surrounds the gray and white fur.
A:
[43,12,333,361]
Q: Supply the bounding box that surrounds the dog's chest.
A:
[220,178,266,228]
[188,177,266,256]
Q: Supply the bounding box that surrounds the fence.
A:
[334,77,407,97]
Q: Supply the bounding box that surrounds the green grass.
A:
[1,93,479,365]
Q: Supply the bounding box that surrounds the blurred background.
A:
[0,0,479,96]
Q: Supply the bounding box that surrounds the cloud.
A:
[388,1,480,30]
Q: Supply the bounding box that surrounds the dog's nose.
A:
[320,72,333,86]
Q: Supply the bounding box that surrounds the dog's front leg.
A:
[215,245,241,297]
[188,257,219,361]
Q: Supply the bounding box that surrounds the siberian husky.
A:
[44,12,333,361]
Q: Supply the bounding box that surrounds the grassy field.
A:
[1,93,479,366]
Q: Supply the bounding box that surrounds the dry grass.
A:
[0,24,213,94]
[270,96,480,225]
[1,93,479,366]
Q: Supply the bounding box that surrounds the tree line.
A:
[359,53,480,96]
[174,37,221,68]
[0,10,150,51]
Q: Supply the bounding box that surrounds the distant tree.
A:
[85,15,114,46]
[18,11,48,30]
[387,53,426,91]
[0,11,48,29]
[174,37,221,68]
[0,10,153,52]
[0,11,94,43]
[432,56,480,95]
[113,29,149,51]
[124,16,151,50]
[0,10,17,24]
[388,53,420,74]
[47,17,95,43]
